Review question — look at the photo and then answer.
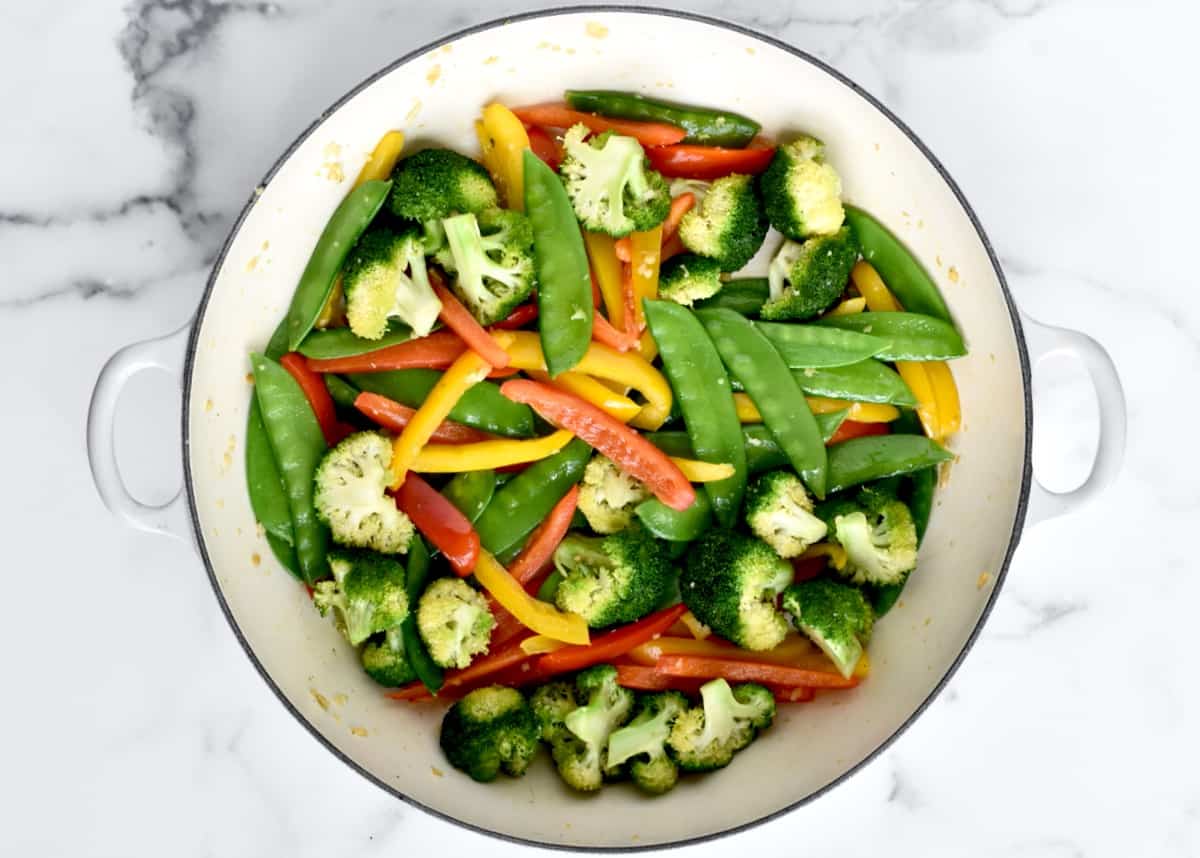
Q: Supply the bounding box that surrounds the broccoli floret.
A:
[744,470,828,559]
[759,135,846,239]
[657,253,723,307]
[360,627,417,687]
[817,486,918,586]
[530,681,577,746]
[667,679,775,772]
[313,431,414,554]
[547,665,635,792]
[439,685,540,782]
[559,124,671,238]
[342,224,442,340]
[388,148,497,222]
[606,691,689,794]
[679,531,793,651]
[577,454,650,534]
[312,549,409,646]
[553,529,675,628]
[761,227,860,321]
[441,209,536,325]
[416,577,495,669]
[677,173,768,272]
[782,578,874,679]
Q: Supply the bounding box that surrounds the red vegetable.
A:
[661,192,695,242]
[536,604,688,675]
[651,654,860,689]
[493,302,539,330]
[791,555,826,583]
[646,143,776,180]
[431,279,510,368]
[827,420,890,446]
[305,330,468,374]
[278,352,353,446]
[353,392,490,444]
[525,125,563,170]
[387,633,532,701]
[592,312,639,353]
[509,485,579,586]
[394,473,480,576]
[511,103,686,147]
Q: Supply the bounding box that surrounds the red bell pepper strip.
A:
[353,392,490,444]
[827,419,890,446]
[791,555,826,583]
[590,270,603,308]
[509,485,579,586]
[525,125,563,170]
[651,654,860,689]
[430,278,510,368]
[645,143,776,180]
[499,380,696,511]
[511,103,686,147]
[394,473,480,576]
[536,604,688,675]
[305,330,468,374]
[621,262,641,337]
[279,352,353,446]
[493,302,539,330]
[592,312,639,353]
[660,233,686,262]
[387,633,533,700]
[613,664,813,702]
[662,192,695,242]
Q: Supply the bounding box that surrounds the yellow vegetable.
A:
[389,351,489,488]
[475,104,530,210]
[410,430,573,472]
[732,393,763,423]
[584,232,625,330]
[669,457,736,482]
[528,370,642,423]
[824,296,867,317]
[851,261,901,313]
[736,393,899,424]
[800,542,847,570]
[520,635,568,656]
[925,361,962,436]
[629,226,663,360]
[680,610,711,640]
[473,551,590,645]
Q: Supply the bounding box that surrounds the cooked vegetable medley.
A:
[245,91,964,794]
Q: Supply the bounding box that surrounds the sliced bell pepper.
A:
[431,279,510,368]
[791,554,827,583]
[394,473,479,576]
[353,392,489,444]
[799,542,847,571]
[521,635,567,656]
[584,232,626,330]
[824,296,867,317]
[645,143,775,180]
[537,603,688,675]
[591,313,640,353]
[627,634,816,668]
[525,124,563,171]
[510,103,686,147]
[629,226,663,359]
[528,370,641,422]
[733,392,899,425]
[493,302,539,330]
[660,232,686,263]
[652,653,860,688]
[680,610,711,640]
[732,392,762,423]
[410,429,574,472]
[612,664,817,702]
[473,549,590,645]
[925,360,962,436]
[278,352,353,446]
[508,484,580,586]
[662,193,695,243]
[828,419,890,445]
[306,330,467,374]
[500,379,695,511]
[476,103,530,211]
[387,633,532,701]
[668,457,735,483]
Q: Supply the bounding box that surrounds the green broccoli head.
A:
[342,224,442,340]
[782,577,874,679]
[577,454,651,534]
[606,691,689,794]
[313,431,415,554]
[388,148,497,222]
[744,470,828,559]
[529,680,577,746]
[677,173,768,272]
[761,226,860,321]
[416,577,495,669]
[679,531,794,651]
[439,685,540,782]
[312,549,410,646]
[759,135,846,240]
[667,679,775,772]
[559,124,671,238]
[817,486,918,587]
[553,529,675,629]
[552,665,635,791]
[441,208,536,325]
[657,253,724,307]
[360,627,417,686]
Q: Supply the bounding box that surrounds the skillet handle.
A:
[87,322,193,541]
[1021,314,1126,526]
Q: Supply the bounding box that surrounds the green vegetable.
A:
[694,277,768,315]
[751,321,886,368]
[475,439,592,557]
[647,415,845,477]
[605,691,689,794]
[577,454,650,534]
[825,434,952,494]
[744,470,828,559]
[814,312,966,361]
[439,685,540,782]
[657,252,723,307]
[341,224,441,340]
[388,148,497,222]
[313,431,415,554]
[530,681,577,746]
[262,532,300,577]
[564,90,760,147]
[680,531,793,651]
[552,529,675,628]
[250,353,330,584]
[416,577,495,669]
[844,204,952,323]
[817,486,918,586]
[559,125,670,238]
[536,569,563,603]
[667,679,775,772]
[312,549,409,646]
[322,374,361,413]
[523,150,594,376]
[759,136,844,240]
[644,300,746,527]
[440,470,497,523]
[678,174,768,272]
[544,665,635,792]
[297,322,413,360]
[245,398,297,559]
[781,578,874,679]
[349,369,534,437]
[790,360,917,407]
[762,226,860,321]
[264,317,290,361]
[361,628,417,687]
[400,539,443,692]
[441,208,537,325]
[893,410,937,543]
[286,179,392,351]
[698,307,828,497]
[635,489,712,542]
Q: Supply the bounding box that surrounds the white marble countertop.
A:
[3,0,1195,855]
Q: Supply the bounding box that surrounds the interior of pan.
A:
[183,8,1030,851]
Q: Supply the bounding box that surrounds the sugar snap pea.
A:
[298,322,413,360]
[694,278,769,315]
[565,90,760,147]
[814,312,965,361]
[754,321,889,368]
[793,361,917,406]
[647,413,845,477]
[323,374,361,412]
[635,490,713,542]
[440,470,497,524]
[825,434,952,495]
[349,369,534,437]
[400,538,443,693]
[844,205,953,324]
[245,398,300,577]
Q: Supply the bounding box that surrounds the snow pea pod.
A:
[892,410,936,543]
[644,300,745,528]
[349,369,534,437]
[441,470,496,524]
[754,321,889,368]
[635,490,713,542]
[695,278,768,315]
[250,353,330,584]
[475,438,591,559]
[647,413,846,477]
[814,312,965,361]
[825,434,952,495]
[323,374,360,412]
[401,538,443,693]
[285,179,393,351]
[245,399,300,576]
[565,90,760,147]
[697,308,828,498]
[297,322,413,360]
[524,151,593,376]
[844,205,952,324]
[793,361,917,406]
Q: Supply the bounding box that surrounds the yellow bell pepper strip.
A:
[800,542,847,571]
[732,392,762,423]
[680,610,712,640]
[501,330,673,430]
[389,350,490,488]
[521,635,568,656]
[410,429,574,472]
[473,549,590,645]
[584,232,626,330]
[824,296,867,317]
[925,360,962,436]
[315,131,406,330]
[735,392,899,425]
[629,226,664,359]
[527,370,642,423]
[475,103,530,210]
[852,261,901,312]
[669,457,736,483]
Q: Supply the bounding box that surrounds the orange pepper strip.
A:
[652,654,860,689]
[536,604,688,675]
